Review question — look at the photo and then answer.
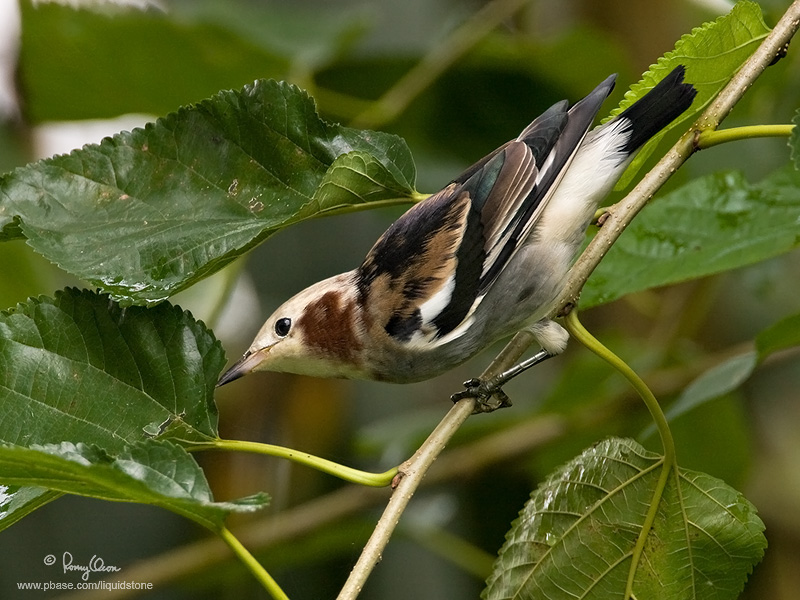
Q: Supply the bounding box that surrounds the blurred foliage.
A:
[1,1,800,599]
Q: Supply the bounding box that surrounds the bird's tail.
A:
[615,65,697,153]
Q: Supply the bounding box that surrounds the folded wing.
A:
[357,75,618,347]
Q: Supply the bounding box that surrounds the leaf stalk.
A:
[218,526,289,600]
[190,439,397,488]
[696,124,794,149]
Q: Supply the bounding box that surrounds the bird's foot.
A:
[451,377,512,413]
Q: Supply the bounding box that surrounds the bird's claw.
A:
[451,377,512,413]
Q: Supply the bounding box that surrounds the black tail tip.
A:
[660,64,697,98]
[617,64,698,152]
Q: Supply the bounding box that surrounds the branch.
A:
[337,397,476,599]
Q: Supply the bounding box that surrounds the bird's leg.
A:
[451,349,554,413]
[451,318,568,413]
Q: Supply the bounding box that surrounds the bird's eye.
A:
[274,317,292,337]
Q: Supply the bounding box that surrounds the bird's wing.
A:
[357,76,616,347]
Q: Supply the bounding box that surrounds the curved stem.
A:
[564,311,676,599]
[696,124,794,149]
[218,526,289,600]
[564,311,674,463]
[190,439,397,488]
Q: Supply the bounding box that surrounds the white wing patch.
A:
[418,273,456,325]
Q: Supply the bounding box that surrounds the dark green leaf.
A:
[0,79,417,304]
[19,0,363,122]
[483,438,766,600]
[583,167,800,308]
[0,288,222,451]
[608,1,770,189]
[0,441,268,531]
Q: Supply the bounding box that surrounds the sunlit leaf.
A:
[0,441,267,531]
[583,167,800,308]
[608,1,770,189]
[0,288,222,450]
[483,438,766,600]
[0,80,417,304]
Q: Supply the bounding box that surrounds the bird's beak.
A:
[216,348,267,387]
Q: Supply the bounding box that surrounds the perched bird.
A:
[218,66,697,406]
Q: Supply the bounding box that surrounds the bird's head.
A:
[216,272,369,386]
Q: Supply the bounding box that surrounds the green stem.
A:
[190,439,397,487]
[696,124,794,149]
[564,311,676,600]
[218,526,289,600]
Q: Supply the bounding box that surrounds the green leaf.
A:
[583,167,800,308]
[0,288,222,451]
[790,108,800,169]
[0,441,268,531]
[483,438,766,600]
[0,485,62,532]
[640,352,757,441]
[756,311,800,360]
[0,79,417,304]
[19,0,363,122]
[639,310,800,441]
[607,1,770,189]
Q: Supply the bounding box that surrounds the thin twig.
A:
[350,0,531,129]
[337,398,475,599]
[483,0,800,376]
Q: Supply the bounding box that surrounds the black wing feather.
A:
[478,74,616,292]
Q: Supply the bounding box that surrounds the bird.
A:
[217,66,697,409]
